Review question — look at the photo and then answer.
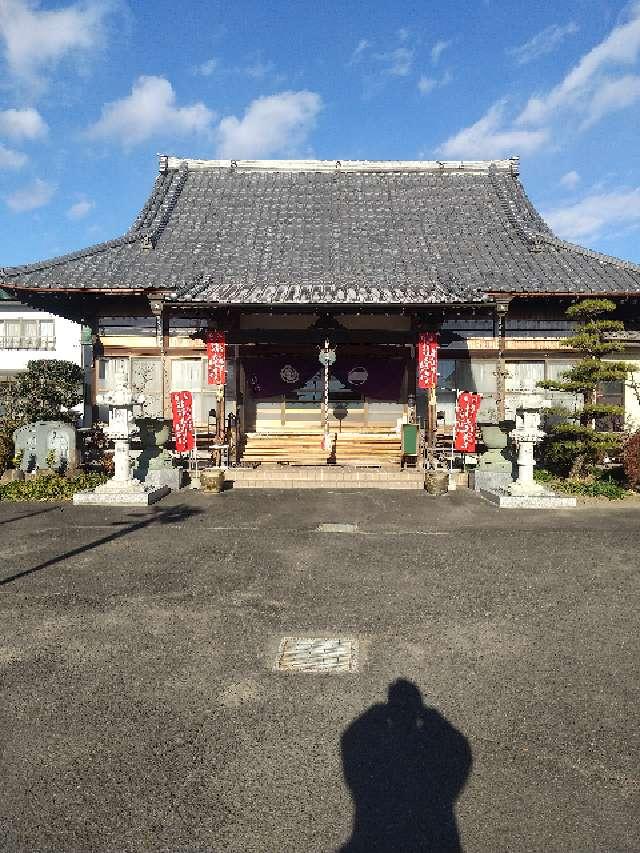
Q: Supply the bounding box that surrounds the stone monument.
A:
[13,421,78,473]
[73,374,168,506]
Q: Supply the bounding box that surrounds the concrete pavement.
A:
[0,490,638,852]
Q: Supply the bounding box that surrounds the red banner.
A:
[171,391,195,452]
[417,332,438,389]
[207,331,226,386]
[454,392,482,453]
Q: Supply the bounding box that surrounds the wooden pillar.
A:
[86,316,100,426]
[149,298,170,418]
[161,310,170,419]
[494,298,510,422]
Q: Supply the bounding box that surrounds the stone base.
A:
[0,469,25,484]
[508,481,547,497]
[469,470,513,493]
[136,467,187,491]
[480,488,577,509]
[73,484,169,506]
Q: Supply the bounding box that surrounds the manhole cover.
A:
[274,637,359,673]
[317,523,357,533]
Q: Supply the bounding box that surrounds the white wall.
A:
[0,308,82,371]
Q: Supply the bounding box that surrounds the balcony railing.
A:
[0,336,56,351]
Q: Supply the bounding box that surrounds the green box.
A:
[401,423,418,456]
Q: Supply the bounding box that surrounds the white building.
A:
[0,290,82,387]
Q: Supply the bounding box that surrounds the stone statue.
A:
[13,421,78,473]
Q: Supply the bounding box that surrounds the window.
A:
[170,358,217,426]
[96,357,163,421]
[456,360,498,394]
[506,361,544,392]
[0,317,56,350]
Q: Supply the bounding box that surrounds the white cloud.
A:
[418,76,437,95]
[418,70,452,96]
[376,46,413,76]
[437,100,549,159]
[85,76,215,147]
[0,106,47,139]
[0,142,27,168]
[518,5,640,126]
[67,198,93,219]
[348,39,370,65]
[431,39,452,64]
[560,170,580,189]
[508,22,578,65]
[544,188,640,241]
[6,177,54,211]
[581,73,640,128]
[216,90,322,158]
[438,6,640,160]
[0,0,112,89]
[195,57,218,77]
[243,57,276,80]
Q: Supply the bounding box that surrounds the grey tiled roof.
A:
[3,157,640,305]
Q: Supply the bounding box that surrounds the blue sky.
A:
[2,0,640,267]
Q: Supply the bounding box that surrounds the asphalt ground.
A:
[0,489,638,852]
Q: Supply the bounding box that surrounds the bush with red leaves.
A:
[623,431,640,489]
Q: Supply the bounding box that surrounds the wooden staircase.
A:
[240,427,402,467]
[334,430,402,466]
[241,430,330,465]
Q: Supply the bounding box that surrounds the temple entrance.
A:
[239,346,409,466]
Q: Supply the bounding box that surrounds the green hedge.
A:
[533,468,629,500]
[0,472,108,502]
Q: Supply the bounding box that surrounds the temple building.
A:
[2,156,640,467]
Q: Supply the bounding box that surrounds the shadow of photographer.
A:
[339,679,472,852]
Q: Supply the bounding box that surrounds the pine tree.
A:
[537,299,629,478]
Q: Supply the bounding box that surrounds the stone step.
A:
[228,467,423,482]
[230,478,424,490]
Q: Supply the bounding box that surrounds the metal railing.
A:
[0,336,56,350]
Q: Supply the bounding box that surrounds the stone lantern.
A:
[508,404,547,497]
[73,376,169,506]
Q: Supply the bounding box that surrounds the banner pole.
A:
[193,421,198,481]
[450,389,458,474]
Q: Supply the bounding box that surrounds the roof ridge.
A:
[1,164,190,278]
[529,232,640,274]
[161,155,521,175]
[0,232,142,279]
[143,162,189,247]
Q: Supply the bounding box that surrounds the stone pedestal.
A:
[139,467,187,491]
[0,469,25,485]
[481,489,576,509]
[469,470,513,493]
[73,480,169,506]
